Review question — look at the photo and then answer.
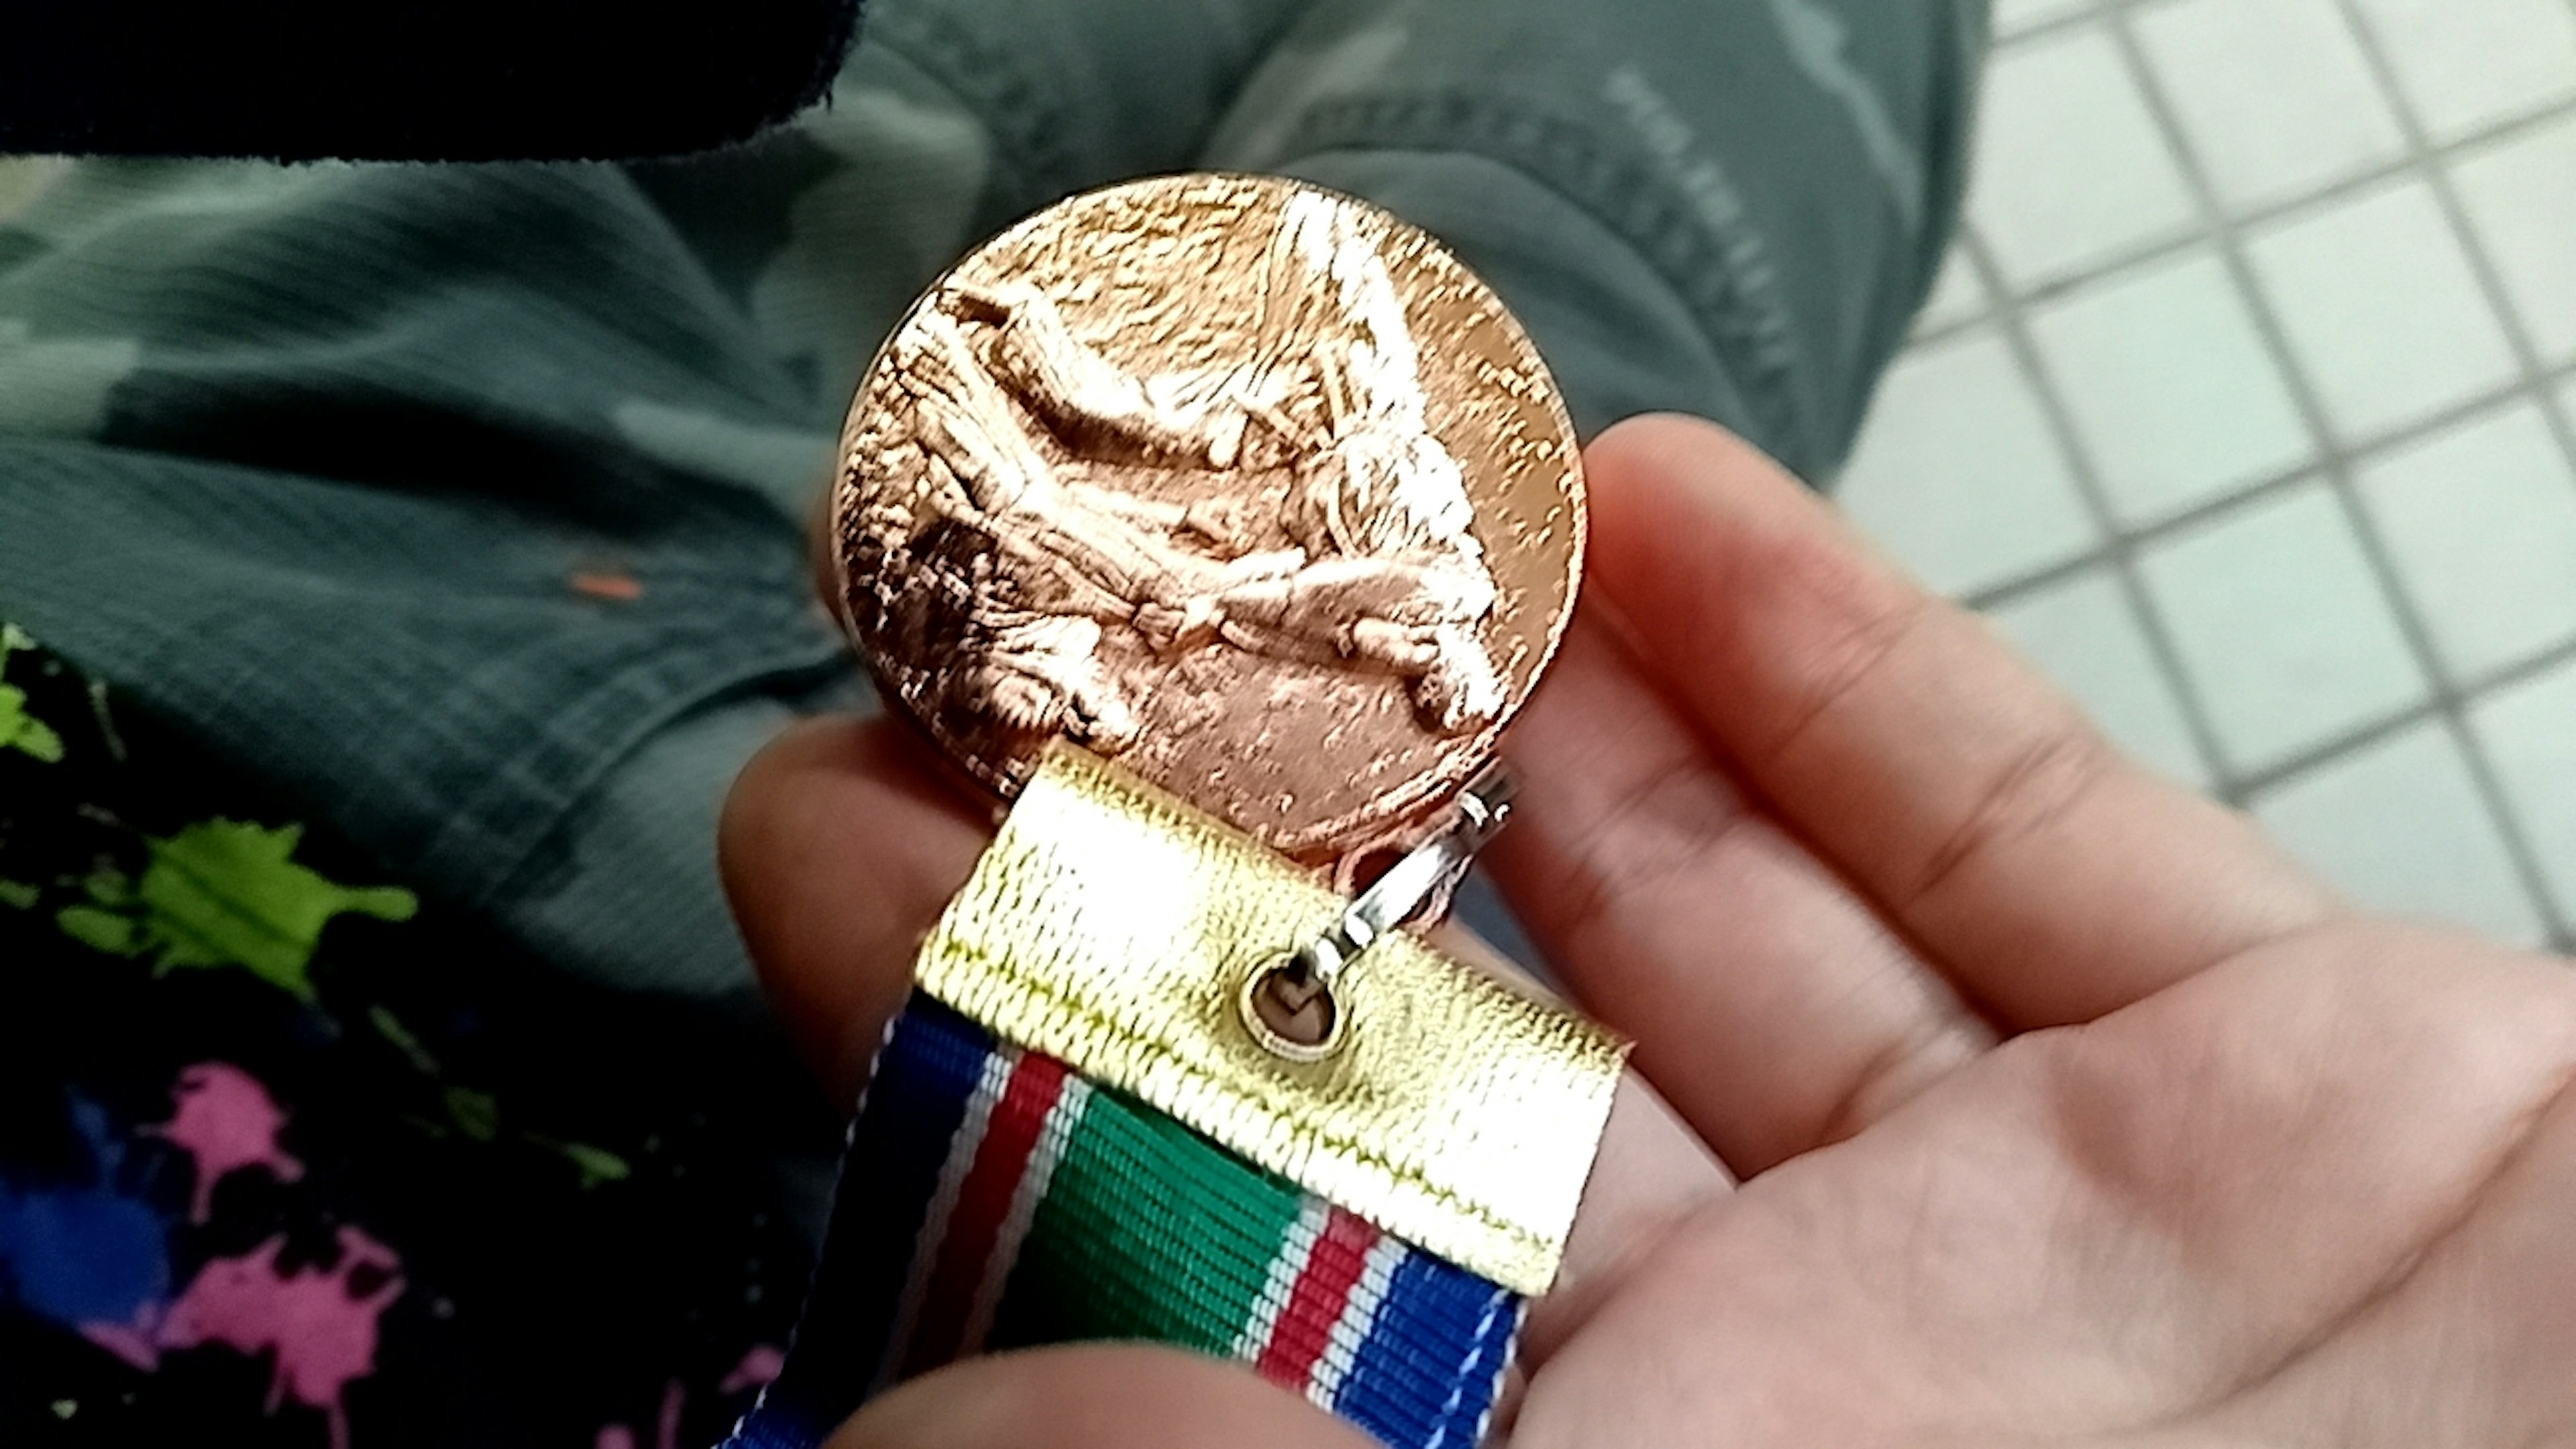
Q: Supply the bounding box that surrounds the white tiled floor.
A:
[2029,248,2310,524]
[2139,482,2430,775]
[2357,404,2576,680]
[2135,0,2404,213]
[2250,178,2521,446]
[2452,114,2576,366]
[1837,331,2100,596]
[1968,25,2202,288]
[2475,657,2576,920]
[2254,717,2549,944]
[1854,0,2576,953]
[2353,0,2576,142]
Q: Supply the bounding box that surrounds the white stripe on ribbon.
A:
[1307,1230,1405,1409]
[1231,1196,1330,1363]
[1427,1287,1516,1449]
[956,1074,1093,1355]
[874,1044,1018,1389]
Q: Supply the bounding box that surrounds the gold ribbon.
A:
[914,742,1623,1295]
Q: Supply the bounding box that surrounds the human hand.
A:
[724,415,2576,1448]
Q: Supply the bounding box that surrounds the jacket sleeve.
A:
[843,0,1985,474]
[0,0,1986,1016]
[1195,0,1988,478]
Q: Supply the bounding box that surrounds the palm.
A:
[724,417,2576,1449]
[1523,921,2576,1446]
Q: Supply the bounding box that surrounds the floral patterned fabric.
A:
[1,624,828,1447]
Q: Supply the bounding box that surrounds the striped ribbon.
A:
[724,996,1522,1449]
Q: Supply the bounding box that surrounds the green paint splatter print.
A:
[52,819,418,998]
[0,624,64,764]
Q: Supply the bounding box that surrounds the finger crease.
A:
[1811,1008,1986,1148]
[1550,755,1757,968]
[1757,591,1942,772]
[1906,712,2114,912]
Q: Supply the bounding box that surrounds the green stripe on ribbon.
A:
[991,1084,1303,1354]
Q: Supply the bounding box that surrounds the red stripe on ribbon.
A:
[1255,1206,1381,1393]
[904,1051,1069,1373]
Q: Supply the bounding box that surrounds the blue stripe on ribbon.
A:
[1332,1246,1519,1448]
[722,996,992,1449]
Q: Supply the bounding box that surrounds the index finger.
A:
[1578,415,2343,1029]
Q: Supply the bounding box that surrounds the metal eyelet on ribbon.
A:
[1239,766,1518,1062]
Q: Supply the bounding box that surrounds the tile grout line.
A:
[1912,88,2576,347]
[1952,223,2243,798]
[1974,0,2576,950]
[1921,89,2576,347]
[2324,0,2576,951]
[2102,0,2574,943]
[1961,360,2576,616]
[2231,631,2576,802]
[2326,0,2576,547]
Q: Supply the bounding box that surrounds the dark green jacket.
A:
[0,2,1982,1441]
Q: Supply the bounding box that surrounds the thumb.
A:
[829,1344,1373,1449]
[719,714,992,1104]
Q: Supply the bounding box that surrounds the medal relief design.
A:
[837,175,1583,858]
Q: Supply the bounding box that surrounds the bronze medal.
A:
[738,175,1619,1449]
[831,172,1585,865]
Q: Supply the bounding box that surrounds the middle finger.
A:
[1485,611,1996,1176]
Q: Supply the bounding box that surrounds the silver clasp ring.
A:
[1238,764,1518,1061]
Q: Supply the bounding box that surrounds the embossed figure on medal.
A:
[838,174,1583,861]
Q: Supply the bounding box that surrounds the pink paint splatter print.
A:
[719,1344,784,1395]
[158,1226,402,1449]
[78,1313,162,1371]
[148,1062,303,1222]
[594,1379,686,1449]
